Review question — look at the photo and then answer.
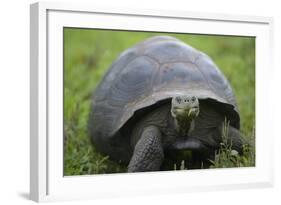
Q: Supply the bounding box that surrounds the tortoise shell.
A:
[88,36,240,161]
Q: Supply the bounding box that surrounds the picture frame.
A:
[30,2,274,202]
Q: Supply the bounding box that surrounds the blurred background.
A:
[63,28,255,175]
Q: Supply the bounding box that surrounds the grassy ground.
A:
[63,28,255,175]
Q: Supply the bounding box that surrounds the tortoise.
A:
[88,36,243,172]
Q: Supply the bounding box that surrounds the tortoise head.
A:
[171,95,200,122]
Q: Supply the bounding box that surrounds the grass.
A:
[63,28,255,175]
[209,119,255,169]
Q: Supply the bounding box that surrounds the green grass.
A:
[208,118,255,169]
[63,28,255,175]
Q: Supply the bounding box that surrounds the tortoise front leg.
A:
[193,125,245,168]
[128,126,164,172]
[167,125,244,169]
[191,126,244,169]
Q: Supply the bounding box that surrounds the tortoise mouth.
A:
[173,106,199,119]
[188,107,199,117]
[174,106,198,112]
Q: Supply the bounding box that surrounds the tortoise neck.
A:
[173,116,195,136]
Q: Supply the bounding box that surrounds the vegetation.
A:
[63,28,255,175]
[209,119,255,169]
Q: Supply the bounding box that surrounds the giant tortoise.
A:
[88,36,243,172]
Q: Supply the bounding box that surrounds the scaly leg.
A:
[128,126,164,172]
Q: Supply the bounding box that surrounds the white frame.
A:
[30,2,274,202]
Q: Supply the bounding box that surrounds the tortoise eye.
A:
[176,97,182,104]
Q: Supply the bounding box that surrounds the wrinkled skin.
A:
[127,95,243,172]
[128,95,198,172]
